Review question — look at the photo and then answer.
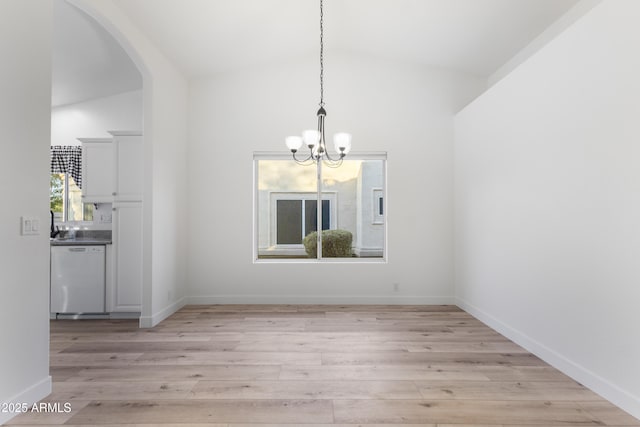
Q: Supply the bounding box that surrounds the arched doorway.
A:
[54,0,151,326]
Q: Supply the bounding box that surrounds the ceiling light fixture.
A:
[285,0,351,167]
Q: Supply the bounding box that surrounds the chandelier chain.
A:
[319,0,324,107]
[285,0,349,168]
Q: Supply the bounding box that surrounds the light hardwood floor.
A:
[6,305,639,426]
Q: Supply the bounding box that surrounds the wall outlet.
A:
[21,216,40,236]
[99,213,112,224]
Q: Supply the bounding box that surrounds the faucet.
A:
[50,210,60,238]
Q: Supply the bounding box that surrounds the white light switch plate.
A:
[21,216,40,235]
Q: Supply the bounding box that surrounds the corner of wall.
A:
[488,0,603,88]
[139,296,187,328]
[456,298,640,420]
[0,377,51,425]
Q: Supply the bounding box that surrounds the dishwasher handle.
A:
[68,248,87,252]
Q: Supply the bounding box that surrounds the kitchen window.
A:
[50,145,93,223]
[254,153,386,261]
[50,173,93,223]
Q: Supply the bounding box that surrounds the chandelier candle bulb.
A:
[333,132,352,155]
[302,129,320,149]
[285,136,303,152]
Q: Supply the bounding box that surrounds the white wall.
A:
[188,52,484,303]
[455,0,640,419]
[51,90,142,146]
[71,0,189,327]
[0,0,52,423]
[356,161,385,255]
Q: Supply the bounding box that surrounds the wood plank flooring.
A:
[6,304,639,426]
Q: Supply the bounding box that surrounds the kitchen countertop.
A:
[50,238,111,246]
[50,230,112,246]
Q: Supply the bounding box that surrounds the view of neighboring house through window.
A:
[275,197,331,245]
[255,154,386,261]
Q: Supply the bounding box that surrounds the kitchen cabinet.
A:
[109,131,143,202]
[110,202,143,313]
[77,131,144,316]
[79,138,114,203]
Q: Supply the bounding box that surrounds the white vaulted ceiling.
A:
[52,0,580,104]
[111,0,579,77]
[52,1,141,107]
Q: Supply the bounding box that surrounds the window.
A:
[269,192,337,255]
[254,153,386,261]
[276,198,330,244]
[50,145,92,224]
[50,173,93,223]
[373,188,384,224]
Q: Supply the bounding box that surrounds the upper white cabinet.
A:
[110,131,143,202]
[79,138,114,203]
[80,131,143,203]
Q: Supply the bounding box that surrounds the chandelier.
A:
[285,0,352,167]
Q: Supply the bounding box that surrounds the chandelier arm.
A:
[292,150,315,166]
[322,148,338,162]
[322,158,344,168]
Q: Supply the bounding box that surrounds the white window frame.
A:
[253,151,388,263]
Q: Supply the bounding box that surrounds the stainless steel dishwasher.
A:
[50,245,106,315]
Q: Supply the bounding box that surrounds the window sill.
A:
[254,257,387,264]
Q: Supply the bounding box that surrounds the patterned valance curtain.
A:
[51,146,82,189]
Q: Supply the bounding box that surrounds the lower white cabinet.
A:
[110,202,143,313]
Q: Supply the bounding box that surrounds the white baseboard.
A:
[139,296,187,328]
[109,312,141,319]
[187,295,456,305]
[456,297,640,421]
[0,376,52,425]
